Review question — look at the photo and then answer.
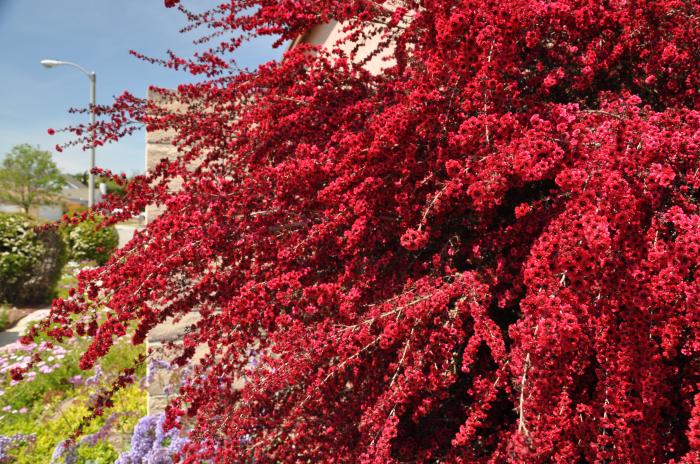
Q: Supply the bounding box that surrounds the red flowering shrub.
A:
[35,0,699,462]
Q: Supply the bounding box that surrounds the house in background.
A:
[0,173,104,221]
[62,174,106,211]
[0,203,63,221]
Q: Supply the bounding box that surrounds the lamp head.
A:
[40,59,63,68]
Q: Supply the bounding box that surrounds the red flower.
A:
[445,159,462,178]
[400,228,429,251]
[9,367,24,381]
[36,1,700,461]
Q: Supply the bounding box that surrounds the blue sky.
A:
[0,0,283,175]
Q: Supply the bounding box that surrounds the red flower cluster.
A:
[38,0,699,462]
[400,228,429,251]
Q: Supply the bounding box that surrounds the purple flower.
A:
[116,414,189,464]
[17,343,36,352]
[50,439,77,464]
[85,365,102,386]
[0,434,35,463]
[80,412,121,447]
[39,365,54,374]
[144,359,172,386]
[52,346,67,356]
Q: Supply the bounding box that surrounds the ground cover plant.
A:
[0,307,9,332]
[0,336,146,463]
[34,0,700,462]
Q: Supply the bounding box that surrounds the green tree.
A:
[0,144,66,214]
[71,171,89,185]
[73,171,129,197]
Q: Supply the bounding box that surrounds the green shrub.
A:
[0,305,9,331]
[0,214,66,305]
[0,214,41,288]
[63,220,119,265]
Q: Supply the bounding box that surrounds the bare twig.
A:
[389,328,413,388]
[517,352,531,435]
[518,324,539,436]
[580,109,624,121]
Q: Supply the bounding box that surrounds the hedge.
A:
[63,219,119,265]
[0,214,66,305]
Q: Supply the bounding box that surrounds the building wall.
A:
[143,88,197,413]
[291,18,396,74]
[143,19,392,411]
[0,205,22,214]
[36,205,63,221]
[144,89,185,225]
[0,204,63,221]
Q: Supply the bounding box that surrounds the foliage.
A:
[64,203,88,217]
[0,145,65,214]
[0,307,9,332]
[55,261,82,300]
[0,434,35,463]
[37,0,700,462]
[0,214,66,305]
[21,224,67,305]
[70,172,89,186]
[0,336,146,463]
[101,177,128,198]
[71,172,129,198]
[62,220,119,265]
[0,215,41,297]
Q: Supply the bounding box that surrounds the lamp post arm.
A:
[41,59,98,207]
[61,63,97,207]
[57,60,93,78]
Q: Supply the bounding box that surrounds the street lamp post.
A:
[40,59,97,208]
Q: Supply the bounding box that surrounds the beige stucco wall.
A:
[144,89,185,225]
[293,19,395,74]
[143,18,395,411]
[144,89,195,413]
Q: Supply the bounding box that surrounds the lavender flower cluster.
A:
[0,434,35,463]
[50,439,77,464]
[49,411,140,464]
[80,411,122,447]
[116,414,189,464]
